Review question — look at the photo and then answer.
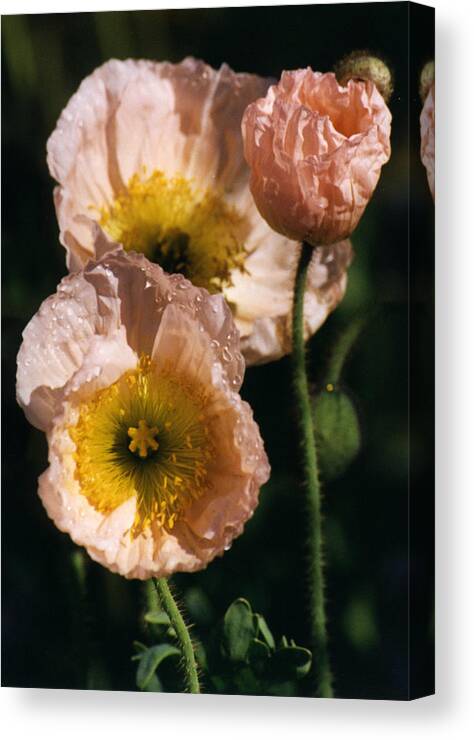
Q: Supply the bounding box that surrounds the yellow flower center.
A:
[69,357,213,536]
[99,170,248,294]
[128,419,159,458]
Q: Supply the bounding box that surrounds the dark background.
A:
[1,2,434,699]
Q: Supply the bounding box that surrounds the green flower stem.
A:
[325,314,366,385]
[292,242,333,699]
[70,549,109,689]
[144,577,159,613]
[69,549,90,687]
[153,577,200,694]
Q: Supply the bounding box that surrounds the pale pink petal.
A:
[16,265,134,431]
[226,233,353,365]
[47,58,270,268]
[87,249,245,389]
[184,395,269,544]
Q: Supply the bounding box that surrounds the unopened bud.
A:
[335,51,393,102]
[419,60,435,103]
[313,387,361,481]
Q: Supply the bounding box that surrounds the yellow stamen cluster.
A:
[69,356,214,537]
[99,169,248,293]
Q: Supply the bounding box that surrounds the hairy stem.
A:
[292,242,333,698]
[325,313,367,385]
[153,577,200,694]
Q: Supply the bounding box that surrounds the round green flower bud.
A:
[335,51,393,102]
[419,60,435,103]
[313,386,361,481]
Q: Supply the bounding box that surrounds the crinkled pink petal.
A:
[242,69,392,246]
[16,264,134,431]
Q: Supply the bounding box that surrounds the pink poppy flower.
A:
[242,69,391,246]
[16,249,270,579]
[46,58,352,365]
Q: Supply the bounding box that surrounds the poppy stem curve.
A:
[291,242,333,699]
[153,577,201,694]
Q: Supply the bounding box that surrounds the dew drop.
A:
[222,346,232,362]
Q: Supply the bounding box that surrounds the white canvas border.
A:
[2,0,472,738]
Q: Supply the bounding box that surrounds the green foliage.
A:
[206,597,312,696]
[133,596,312,695]
[222,598,255,662]
[144,609,171,626]
[313,388,361,480]
[272,641,312,681]
[132,641,180,691]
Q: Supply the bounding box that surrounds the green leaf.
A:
[265,680,296,697]
[132,640,147,656]
[248,638,271,674]
[313,389,361,480]
[253,613,275,650]
[210,674,227,693]
[233,665,260,695]
[271,645,312,680]
[144,610,171,626]
[142,673,163,692]
[221,598,256,663]
[135,644,180,690]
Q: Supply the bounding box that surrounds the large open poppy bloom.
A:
[47,57,352,365]
[16,249,270,579]
[242,68,391,246]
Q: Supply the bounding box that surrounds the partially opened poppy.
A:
[47,57,352,365]
[242,68,391,246]
[16,249,270,579]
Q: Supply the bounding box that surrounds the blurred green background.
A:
[2,3,434,698]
